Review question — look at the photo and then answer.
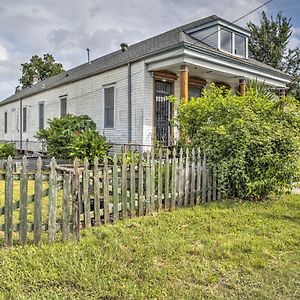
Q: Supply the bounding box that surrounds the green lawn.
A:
[0,195,299,299]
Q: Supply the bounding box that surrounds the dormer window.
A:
[235,33,246,57]
[220,29,232,53]
[187,18,249,59]
[219,27,248,58]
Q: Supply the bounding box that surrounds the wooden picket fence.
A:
[0,148,221,247]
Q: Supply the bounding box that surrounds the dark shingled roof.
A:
[0,15,290,106]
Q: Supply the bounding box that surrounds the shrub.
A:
[36,114,110,161]
[176,84,300,200]
[0,143,16,159]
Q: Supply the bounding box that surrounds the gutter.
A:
[20,98,23,151]
[128,62,132,144]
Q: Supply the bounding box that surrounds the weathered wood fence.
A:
[0,148,220,247]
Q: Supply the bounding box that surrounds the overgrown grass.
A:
[0,195,299,299]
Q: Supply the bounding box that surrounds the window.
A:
[22,107,27,132]
[189,85,203,99]
[235,33,246,57]
[60,97,67,117]
[104,87,114,128]
[39,102,44,129]
[220,28,232,53]
[4,112,7,134]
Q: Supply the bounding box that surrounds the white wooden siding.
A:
[0,61,146,148]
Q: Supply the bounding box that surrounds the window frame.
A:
[38,101,45,130]
[220,28,232,54]
[188,83,204,99]
[4,111,7,134]
[22,106,27,133]
[234,33,247,58]
[60,97,67,117]
[218,26,248,58]
[103,85,115,129]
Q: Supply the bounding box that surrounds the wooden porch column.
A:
[180,65,189,103]
[239,78,246,96]
[279,88,286,111]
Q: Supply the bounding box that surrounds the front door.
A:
[155,80,173,146]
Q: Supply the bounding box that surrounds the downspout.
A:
[20,98,23,152]
[128,62,132,144]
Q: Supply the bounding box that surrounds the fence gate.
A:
[155,80,173,146]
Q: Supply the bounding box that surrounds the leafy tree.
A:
[176,84,300,200]
[19,54,64,89]
[247,11,292,69]
[36,114,110,161]
[247,12,300,98]
[283,48,300,99]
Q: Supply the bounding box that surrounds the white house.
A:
[0,15,291,152]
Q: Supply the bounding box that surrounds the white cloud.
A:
[0,44,8,61]
[288,27,300,49]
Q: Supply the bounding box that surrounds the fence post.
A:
[171,148,176,210]
[196,148,201,205]
[94,157,101,226]
[138,153,144,216]
[130,151,136,218]
[178,148,184,208]
[150,150,155,213]
[83,158,91,227]
[19,156,28,245]
[113,153,119,221]
[157,148,163,210]
[145,151,151,215]
[184,148,190,207]
[202,152,207,203]
[62,172,71,242]
[103,156,110,224]
[72,158,80,240]
[190,148,196,206]
[121,152,128,219]
[4,156,13,247]
[34,157,43,243]
[48,158,57,243]
[164,148,170,210]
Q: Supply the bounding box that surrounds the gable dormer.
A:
[185,17,250,59]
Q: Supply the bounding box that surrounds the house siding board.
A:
[0,61,146,149]
[190,25,218,49]
[143,68,154,146]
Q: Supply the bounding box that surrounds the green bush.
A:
[176,84,300,200]
[36,114,110,161]
[0,143,16,159]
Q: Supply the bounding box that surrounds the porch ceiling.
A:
[145,47,290,88]
[164,64,242,87]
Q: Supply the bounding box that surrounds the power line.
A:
[63,0,273,102]
[201,0,273,43]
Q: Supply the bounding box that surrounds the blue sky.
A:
[0,0,299,100]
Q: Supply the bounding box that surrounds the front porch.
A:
[150,63,247,146]
[143,41,289,146]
